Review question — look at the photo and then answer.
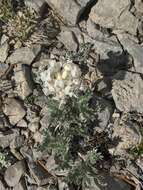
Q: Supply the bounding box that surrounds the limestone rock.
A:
[0,180,5,190]
[89,0,138,35]
[8,45,41,65]
[58,30,78,51]
[13,182,26,190]
[24,0,46,13]
[3,98,26,125]
[13,65,33,99]
[4,160,26,187]
[0,130,18,148]
[45,0,89,25]
[112,71,143,113]
[17,119,28,128]
[83,33,123,60]
[0,63,9,78]
[135,0,143,15]
[28,117,40,132]
[111,120,140,155]
[117,34,143,75]
[0,41,9,62]
[86,19,105,40]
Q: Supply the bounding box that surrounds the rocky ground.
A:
[0,0,143,189]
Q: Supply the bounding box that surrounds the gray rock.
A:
[0,130,18,148]
[0,34,9,45]
[28,117,40,132]
[25,0,45,13]
[17,119,28,128]
[4,160,26,187]
[83,33,123,60]
[40,107,51,129]
[117,34,143,74]
[13,182,26,190]
[0,41,9,62]
[10,135,25,149]
[86,19,105,40]
[112,71,143,113]
[111,118,140,155]
[3,98,26,125]
[135,0,143,15]
[0,180,5,190]
[83,175,132,190]
[45,0,90,25]
[89,0,138,35]
[58,29,78,51]
[13,65,33,100]
[8,45,41,65]
[28,161,55,186]
[0,63,9,78]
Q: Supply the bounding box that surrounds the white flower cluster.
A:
[38,59,83,100]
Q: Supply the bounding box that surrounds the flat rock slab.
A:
[117,34,143,75]
[45,0,89,25]
[58,30,78,51]
[4,160,26,187]
[8,45,41,65]
[89,0,138,35]
[112,71,143,113]
[3,98,26,125]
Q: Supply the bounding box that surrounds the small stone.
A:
[17,119,28,128]
[58,29,78,51]
[33,131,43,143]
[13,65,34,99]
[0,34,9,45]
[112,71,143,113]
[21,130,29,139]
[3,98,26,125]
[0,41,9,62]
[8,45,41,65]
[28,117,40,132]
[4,160,26,187]
[0,63,9,78]
[10,135,25,149]
[46,155,58,174]
[0,130,18,148]
[24,0,46,13]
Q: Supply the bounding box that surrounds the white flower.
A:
[37,59,84,100]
